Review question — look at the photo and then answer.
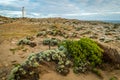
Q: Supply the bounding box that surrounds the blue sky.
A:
[0,0,120,20]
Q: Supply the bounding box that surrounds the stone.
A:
[98,43,120,64]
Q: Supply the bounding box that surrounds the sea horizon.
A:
[99,20,120,24]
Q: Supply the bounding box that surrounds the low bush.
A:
[36,31,47,37]
[43,38,59,46]
[59,37,103,73]
[8,48,71,80]
[17,38,36,47]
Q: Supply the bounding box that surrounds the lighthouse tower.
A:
[22,7,25,18]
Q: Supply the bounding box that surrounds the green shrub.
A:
[43,38,59,46]
[36,31,46,37]
[59,37,103,73]
[17,38,36,47]
[26,36,34,41]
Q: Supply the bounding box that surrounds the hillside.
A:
[0,16,120,80]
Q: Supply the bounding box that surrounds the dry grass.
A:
[0,22,40,40]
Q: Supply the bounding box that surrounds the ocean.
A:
[101,20,120,24]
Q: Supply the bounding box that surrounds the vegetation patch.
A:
[17,38,36,47]
[8,37,105,80]
[59,37,103,73]
[36,31,47,37]
[43,38,60,46]
[8,48,71,80]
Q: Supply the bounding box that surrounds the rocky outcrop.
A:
[98,42,120,64]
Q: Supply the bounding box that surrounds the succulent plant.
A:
[36,31,47,37]
[43,38,59,46]
[65,60,71,67]
[17,38,36,47]
[17,39,30,45]
[56,65,69,76]
[26,36,34,41]
[8,46,72,80]
[43,38,51,45]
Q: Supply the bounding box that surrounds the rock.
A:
[98,42,120,64]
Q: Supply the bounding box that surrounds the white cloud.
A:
[0,0,120,20]
[0,9,120,18]
[0,10,21,14]
[0,0,16,5]
[0,10,21,17]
